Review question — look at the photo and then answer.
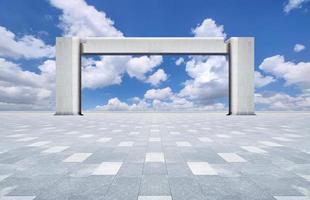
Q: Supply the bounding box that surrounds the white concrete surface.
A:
[55,37,81,115]
[82,37,227,55]
[228,37,255,115]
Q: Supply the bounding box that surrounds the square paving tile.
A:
[0,112,310,200]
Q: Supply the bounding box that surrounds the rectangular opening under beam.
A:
[81,37,228,55]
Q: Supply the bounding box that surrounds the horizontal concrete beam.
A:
[81,37,228,55]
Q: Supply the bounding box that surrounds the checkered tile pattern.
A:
[0,112,310,200]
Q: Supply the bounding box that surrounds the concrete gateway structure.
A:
[55,37,255,115]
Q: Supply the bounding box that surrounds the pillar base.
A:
[227,112,256,116]
[55,112,83,116]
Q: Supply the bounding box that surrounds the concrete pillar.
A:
[228,37,255,115]
[55,37,82,115]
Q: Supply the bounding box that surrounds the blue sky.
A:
[0,0,309,111]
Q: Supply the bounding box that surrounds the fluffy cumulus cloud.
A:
[82,56,129,89]
[95,97,129,111]
[0,26,54,59]
[96,97,224,111]
[0,9,56,110]
[294,44,306,52]
[256,55,310,111]
[95,97,150,111]
[0,58,55,110]
[151,98,194,111]
[255,92,310,111]
[48,0,122,37]
[175,57,185,66]
[126,56,163,81]
[176,18,229,107]
[50,2,227,111]
[82,55,164,89]
[259,55,310,87]
[0,0,170,110]
[96,87,192,111]
[192,18,226,38]
[144,87,173,100]
[4,0,309,112]
[254,71,275,88]
[48,0,166,89]
[179,56,228,104]
[95,18,231,111]
[284,0,310,13]
[95,87,225,111]
[146,69,168,86]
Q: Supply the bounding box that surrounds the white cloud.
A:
[143,87,225,111]
[179,56,228,104]
[48,0,123,37]
[146,69,168,86]
[168,96,194,109]
[175,57,185,66]
[82,55,163,89]
[144,87,173,100]
[94,95,226,111]
[95,95,226,112]
[0,0,166,111]
[49,3,229,111]
[95,97,129,111]
[1,0,128,110]
[95,97,150,111]
[294,44,306,52]
[192,18,226,38]
[0,58,55,90]
[255,92,310,111]
[256,54,310,111]
[177,18,228,106]
[126,56,163,80]
[284,0,310,13]
[48,0,163,90]
[0,102,51,111]
[0,26,54,59]
[202,103,225,111]
[151,98,194,111]
[129,97,150,111]
[82,56,129,89]
[49,0,135,90]
[259,55,310,87]
[255,71,275,88]
[0,58,55,110]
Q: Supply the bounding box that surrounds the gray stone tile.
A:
[117,163,143,177]
[1,112,310,199]
[143,163,167,175]
[198,176,274,200]
[104,177,140,200]
[140,175,171,196]
[247,175,307,196]
[35,176,113,200]
[166,163,193,177]
[169,177,205,200]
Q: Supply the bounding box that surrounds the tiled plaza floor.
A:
[0,112,310,200]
